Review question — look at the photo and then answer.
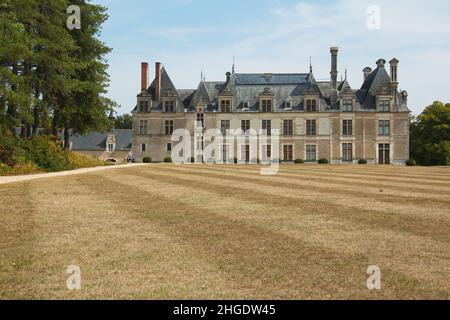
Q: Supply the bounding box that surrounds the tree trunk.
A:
[33,87,40,136]
[52,109,58,136]
[64,124,70,151]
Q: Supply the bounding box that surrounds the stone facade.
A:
[132,47,410,165]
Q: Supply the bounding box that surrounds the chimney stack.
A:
[363,67,372,81]
[155,62,162,101]
[330,47,339,89]
[389,58,399,84]
[141,62,149,92]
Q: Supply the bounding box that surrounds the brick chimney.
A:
[363,67,372,81]
[330,47,338,89]
[155,62,162,101]
[141,62,149,92]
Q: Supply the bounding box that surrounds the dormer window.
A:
[285,101,292,110]
[243,101,250,109]
[220,99,231,113]
[306,99,317,112]
[139,101,149,113]
[107,143,114,153]
[261,99,272,112]
[378,100,390,112]
[342,99,353,112]
[164,100,176,113]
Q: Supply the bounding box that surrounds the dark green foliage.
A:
[406,159,417,166]
[358,159,368,165]
[143,157,152,163]
[318,158,329,164]
[164,157,172,163]
[410,101,450,166]
[294,159,304,164]
[114,114,132,129]
[0,0,114,144]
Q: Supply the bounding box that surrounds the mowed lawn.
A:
[0,164,449,299]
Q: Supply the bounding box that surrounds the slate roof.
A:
[70,129,132,151]
[136,61,410,113]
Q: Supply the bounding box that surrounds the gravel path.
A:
[0,163,148,185]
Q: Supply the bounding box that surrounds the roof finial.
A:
[345,68,348,80]
[201,69,206,82]
[232,56,235,75]
[309,56,313,74]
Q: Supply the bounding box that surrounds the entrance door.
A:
[378,143,390,164]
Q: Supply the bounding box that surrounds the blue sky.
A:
[97,0,450,115]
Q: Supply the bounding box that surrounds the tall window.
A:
[342,143,353,162]
[166,143,172,151]
[241,120,250,133]
[139,120,148,135]
[283,120,293,136]
[283,145,293,161]
[107,143,114,153]
[261,99,272,112]
[378,100,390,112]
[141,143,146,153]
[306,145,317,162]
[164,100,175,113]
[379,120,390,136]
[342,100,353,112]
[306,100,317,112]
[221,120,230,135]
[220,99,231,113]
[379,143,390,164]
[196,113,204,127]
[222,144,230,162]
[165,120,174,135]
[241,145,250,162]
[306,119,316,136]
[342,120,353,136]
[262,145,271,161]
[262,120,271,136]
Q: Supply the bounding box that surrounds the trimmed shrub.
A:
[164,157,172,163]
[190,157,195,163]
[406,159,417,166]
[294,159,304,164]
[143,157,152,163]
[358,159,368,165]
[318,158,329,164]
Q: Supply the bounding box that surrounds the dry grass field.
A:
[0,164,449,300]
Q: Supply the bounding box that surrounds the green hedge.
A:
[164,157,172,163]
[358,159,368,165]
[318,158,329,164]
[406,159,417,166]
[143,157,152,163]
[294,159,304,164]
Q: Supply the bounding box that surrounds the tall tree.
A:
[59,0,113,149]
[410,101,450,166]
[0,0,114,144]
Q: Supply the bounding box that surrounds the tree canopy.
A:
[0,0,114,148]
[410,101,450,166]
[113,113,132,129]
